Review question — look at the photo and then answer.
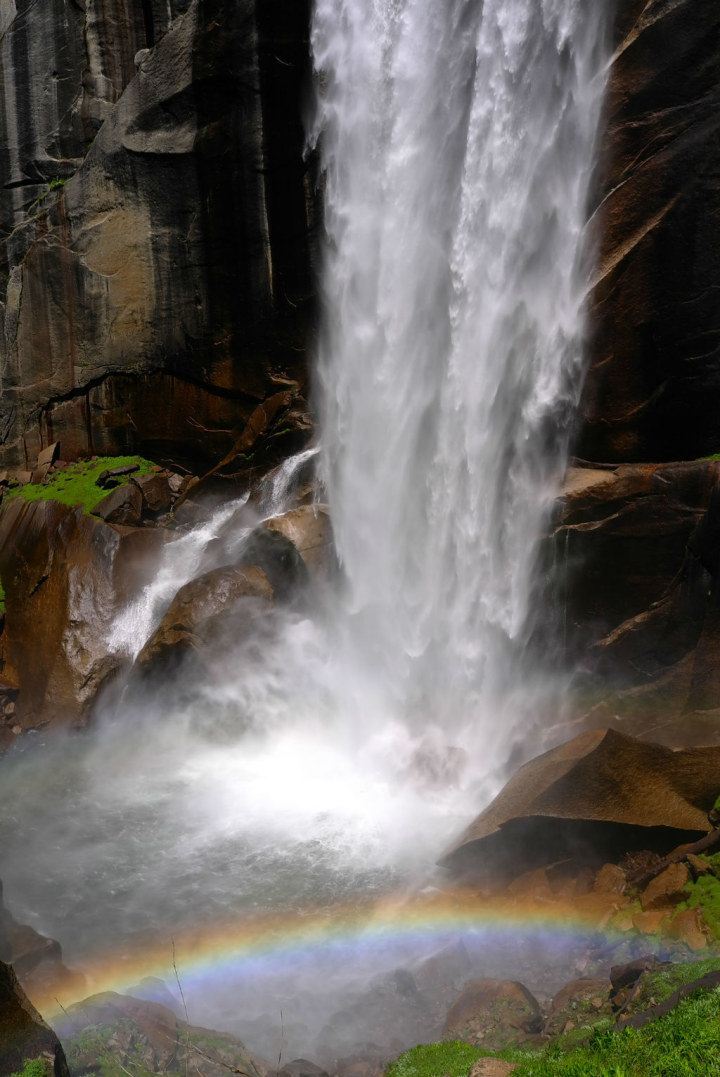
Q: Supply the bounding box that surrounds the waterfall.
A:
[0,0,613,1053]
[311,0,610,763]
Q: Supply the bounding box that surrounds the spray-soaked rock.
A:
[262,506,335,579]
[0,959,69,1076]
[58,992,265,1077]
[442,729,720,880]
[135,564,274,678]
[443,979,542,1050]
[0,498,169,733]
[543,978,613,1037]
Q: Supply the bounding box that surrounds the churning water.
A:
[0,0,612,1056]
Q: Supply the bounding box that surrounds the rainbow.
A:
[37,888,625,1019]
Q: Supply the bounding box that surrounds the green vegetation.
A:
[6,456,155,514]
[388,962,720,1077]
[10,1061,50,1077]
[678,871,720,941]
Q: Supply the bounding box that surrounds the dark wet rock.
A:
[0,498,169,731]
[58,991,266,1077]
[134,472,176,517]
[0,960,69,1077]
[262,506,335,578]
[442,729,720,879]
[582,0,720,464]
[544,978,613,1037]
[237,528,310,602]
[0,0,315,474]
[443,979,542,1050]
[0,881,84,1007]
[96,464,141,489]
[136,564,274,678]
[92,482,143,526]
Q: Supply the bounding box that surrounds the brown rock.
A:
[0,960,69,1076]
[640,863,690,911]
[506,867,553,902]
[58,992,264,1077]
[687,853,713,879]
[442,729,720,878]
[667,908,710,951]
[469,1062,518,1077]
[544,978,612,1038]
[136,564,274,677]
[0,498,169,731]
[582,1,720,465]
[133,472,175,517]
[632,910,668,936]
[263,506,334,577]
[0,0,314,474]
[593,864,627,895]
[93,482,143,526]
[443,980,542,1050]
[36,443,60,469]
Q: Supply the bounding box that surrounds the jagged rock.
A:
[36,443,60,469]
[262,506,334,578]
[0,960,69,1076]
[136,564,274,678]
[0,0,314,473]
[0,881,83,1008]
[544,978,613,1037]
[236,528,310,601]
[666,908,710,951]
[58,992,266,1077]
[640,864,690,911]
[582,0,720,463]
[133,472,175,517]
[0,498,169,731]
[442,729,720,879]
[92,483,143,526]
[443,980,542,1050]
[593,864,627,895]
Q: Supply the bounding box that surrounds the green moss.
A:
[677,875,720,940]
[10,1061,51,1077]
[388,968,720,1077]
[6,456,155,515]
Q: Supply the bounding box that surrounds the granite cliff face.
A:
[0,0,315,472]
[582,0,720,463]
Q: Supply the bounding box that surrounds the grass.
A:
[678,872,720,941]
[387,962,720,1077]
[5,456,155,514]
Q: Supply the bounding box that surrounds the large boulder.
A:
[0,959,69,1076]
[136,564,274,677]
[443,980,542,1050]
[0,498,168,732]
[57,992,266,1077]
[442,729,720,879]
[262,505,334,578]
[0,0,314,473]
[0,881,83,1007]
[582,0,720,463]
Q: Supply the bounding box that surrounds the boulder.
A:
[236,528,310,601]
[136,564,274,677]
[640,864,690,911]
[0,883,84,1008]
[92,482,143,525]
[443,979,542,1050]
[262,506,334,577]
[593,864,627,896]
[0,498,169,731]
[544,978,613,1037]
[133,472,175,517]
[666,908,710,951]
[441,729,720,879]
[0,959,69,1076]
[57,992,265,1077]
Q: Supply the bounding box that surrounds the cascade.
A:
[0,0,611,1054]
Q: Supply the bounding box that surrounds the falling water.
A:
[0,0,612,1057]
[312,0,610,764]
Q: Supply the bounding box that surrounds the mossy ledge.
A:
[4,456,155,515]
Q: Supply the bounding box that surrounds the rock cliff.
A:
[0,0,315,472]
